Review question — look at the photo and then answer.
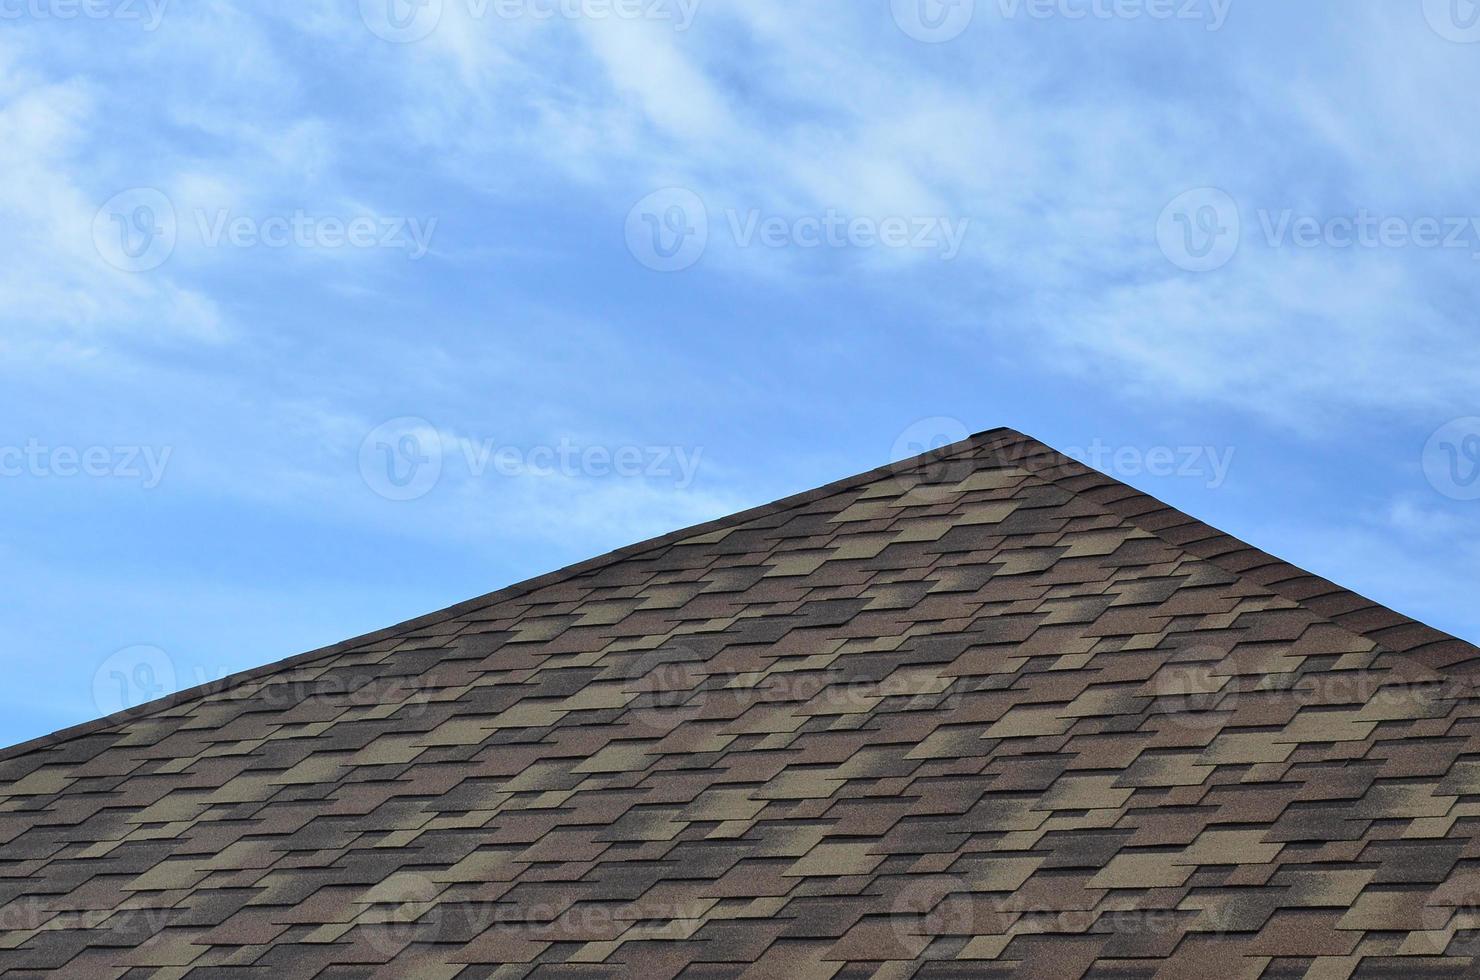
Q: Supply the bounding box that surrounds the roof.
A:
[2,427,1478,978]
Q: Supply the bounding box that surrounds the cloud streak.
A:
[1,0,1476,747]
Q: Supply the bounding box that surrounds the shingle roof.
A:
[3,427,1478,979]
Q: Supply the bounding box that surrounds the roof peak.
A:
[3,425,1472,763]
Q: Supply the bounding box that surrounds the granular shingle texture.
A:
[3,428,1479,979]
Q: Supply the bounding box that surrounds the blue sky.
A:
[2,0,1479,749]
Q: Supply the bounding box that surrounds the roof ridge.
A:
[9,424,1471,765]
[985,429,1480,675]
[0,427,1012,763]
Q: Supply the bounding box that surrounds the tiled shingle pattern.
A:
[3,429,1479,978]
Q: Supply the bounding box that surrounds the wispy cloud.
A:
[2,0,1477,747]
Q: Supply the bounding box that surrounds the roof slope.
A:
[2,428,1479,978]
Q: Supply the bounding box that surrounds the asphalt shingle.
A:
[2,428,1477,978]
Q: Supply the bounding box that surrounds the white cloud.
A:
[0,60,227,349]
[5,0,1480,742]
